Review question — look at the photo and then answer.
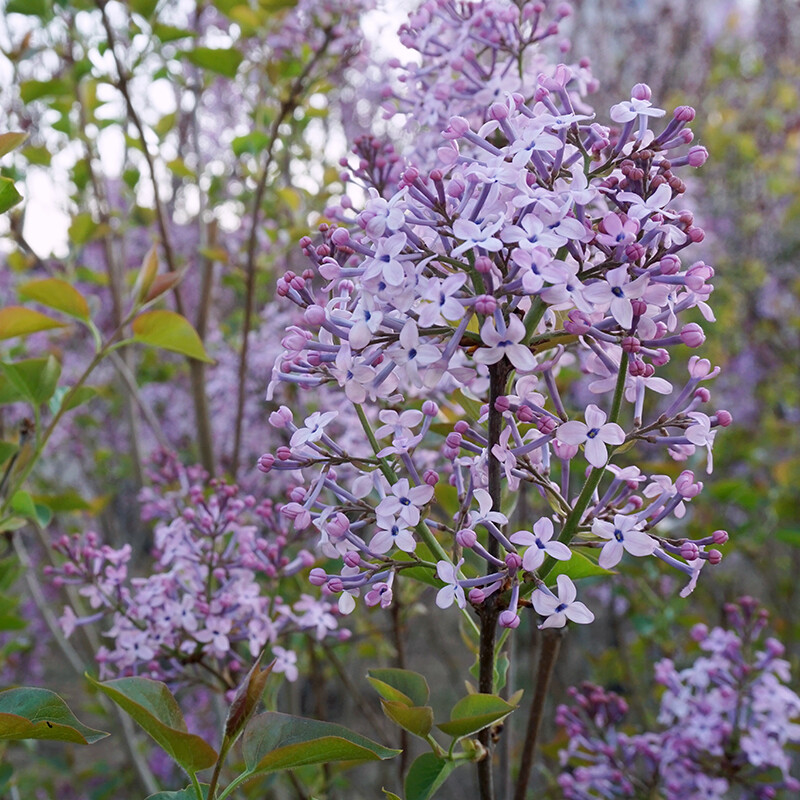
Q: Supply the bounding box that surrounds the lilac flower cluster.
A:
[47,451,347,688]
[264,0,730,629]
[556,598,800,799]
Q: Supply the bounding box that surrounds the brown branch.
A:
[513,627,565,800]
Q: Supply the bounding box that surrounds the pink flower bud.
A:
[474,255,493,273]
[489,102,508,120]
[457,528,477,547]
[690,622,708,641]
[674,105,695,122]
[330,227,350,246]
[680,323,705,348]
[553,440,578,460]
[309,568,328,586]
[344,551,361,568]
[707,549,722,565]
[687,145,708,167]
[658,254,681,275]
[564,309,592,335]
[269,406,294,428]
[469,587,486,604]
[423,469,439,486]
[327,578,344,593]
[621,336,641,353]
[712,529,728,544]
[258,454,275,473]
[454,420,470,433]
[651,349,670,366]
[276,446,292,461]
[631,83,651,101]
[694,387,711,402]
[680,541,699,560]
[422,400,439,416]
[475,294,497,315]
[499,610,520,629]
[445,116,470,138]
[517,405,535,423]
[505,553,523,571]
[494,396,511,413]
[676,470,702,498]
[715,410,732,427]
[537,416,558,434]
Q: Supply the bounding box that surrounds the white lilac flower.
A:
[556,404,625,468]
[592,514,656,569]
[510,518,571,571]
[473,314,537,372]
[290,410,338,448]
[435,559,466,609]
[532,574,594,629]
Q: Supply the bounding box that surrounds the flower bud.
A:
[680,323,705,348]
[499,610,521,629]
[456,528,477,547]
[423,470,439,486]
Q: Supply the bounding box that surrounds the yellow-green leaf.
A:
[132,310,213,363]
[18,279,90,321]
[0,133,27,159]
[0,307,66,340]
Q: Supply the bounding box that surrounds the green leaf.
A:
[242,712,398,776]
[184,47,243,78]
[776,528,800,547]
[382,790,403,800]
[146,787,209,800]
[0,442,18,467]
[32,490,92,512]
[132,310,213,363]
[546,549,613,581]
[0,687,108,744]
[1,356,61,405]
[367,669,430,707]
[0,178,22,214]
[19,78,70,104]
[130,0,158,18]
[404,753,457,800]
[18,278,90,321]
[0,307,66,340]
[380,700,434,739]
[49,385,98,414]
[67,213,98,246]
[87,675,217,774]
[0,133,28,159]
[232,131,269,157]
[153,24,196,43]
[10,491,37,521]
[436,694,516,739]
[6,0,50,17]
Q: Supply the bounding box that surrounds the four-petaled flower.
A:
[510,518,572,572]
[557,404,626,468]
[592,514,656,569]
[532,574,594,629]
[474,315,537,372]
[376,479,434,526]
[436,559,466,609]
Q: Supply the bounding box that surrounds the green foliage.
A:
[436,694,517,739]
[87,675,218,775]
[0,687,108,744]
[242,712,399,776]
[404,753,458,800]
[131,311,213,363]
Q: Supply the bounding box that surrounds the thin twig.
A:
[230,30,336,477]
[512,627,565,800]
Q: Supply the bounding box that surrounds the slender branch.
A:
[513,628,565,800]
[477,358,512,800]
[230,30,336,477]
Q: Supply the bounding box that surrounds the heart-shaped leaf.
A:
[404,753,458,800]
[0,687,108,744]
[367,669,430,707]
[436,694,517,739]
[380,700,434,739]
[132,310,213,363]
[0,307,65,340]
[242,712,398,776]
[18,279,90,321]
[87,675,217,774]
